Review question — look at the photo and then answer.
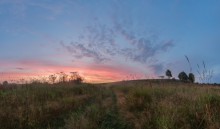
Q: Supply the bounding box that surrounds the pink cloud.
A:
[0,59,147,83]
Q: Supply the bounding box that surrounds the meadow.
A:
[0,80,220,129]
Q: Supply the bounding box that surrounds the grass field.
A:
[0,80,220,129]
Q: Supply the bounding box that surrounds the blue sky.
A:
[0,0,219,83]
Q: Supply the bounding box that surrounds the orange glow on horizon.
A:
[0,61,149,83]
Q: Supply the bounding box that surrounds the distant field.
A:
[0,80,220,129]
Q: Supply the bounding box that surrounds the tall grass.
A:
[112,82,220,129]
[0,83,97,129]
[0,81,220,129]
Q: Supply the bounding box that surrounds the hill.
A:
[0,80,220,129]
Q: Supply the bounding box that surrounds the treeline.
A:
[164,56,215,84]
[165,69,195,83]
[0,72,84,87]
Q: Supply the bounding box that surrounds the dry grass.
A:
[111,81,220,129]
[0,80,220,129]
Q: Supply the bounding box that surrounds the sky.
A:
[0,0,220,83]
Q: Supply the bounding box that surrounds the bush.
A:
[3,81,8,86]
[188,73,195,83]
[178,72,188,82]
[69,72,84,84]
[165,69,172,79]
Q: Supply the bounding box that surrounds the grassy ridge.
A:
[0,81,220,129]
[112,82,220,129]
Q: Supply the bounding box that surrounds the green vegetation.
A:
[177,71,195,83]
[165,69,172,79]
[2,81,8,86]
[0,80,220,129]
[178,71,188,82]
[188,73,195,83]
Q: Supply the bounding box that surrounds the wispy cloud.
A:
[28,1,64,20]
[0,0,64,19]
[61,21,174,64]
[61,42,109,63]
[120,39,174,64]
[149,63,164,75]
[59,6,175,77]
[15,67,25,70]
[60,23,118,63]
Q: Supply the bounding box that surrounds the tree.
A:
[178,71,188,82]
[49,74,57,84]
[188,73,195,83]
[69,72,83,84]
[59,72,68,83]
[166,69,172,79]
[3,81,8,86]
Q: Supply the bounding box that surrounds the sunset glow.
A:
[0,59,150,83]
[0,0,220,83]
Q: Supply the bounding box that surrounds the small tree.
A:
[188,73,195,83]
[69,72,83,84]
[3,81,8,86]
[59,72,68,83]
[178,71,188,82]
[166,69,172,79]
[49,74,57,84]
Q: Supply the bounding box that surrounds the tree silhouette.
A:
[3,81,8,86]
[49,74,57,84]
[166,69,172,79]
[69,72,83,84]
[59,72,68,83]
[178,71,188,82]
[188,73,195,83]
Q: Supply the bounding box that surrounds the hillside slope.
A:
[0,80,220,129]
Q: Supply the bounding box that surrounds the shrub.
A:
[3,81,8,86]
[49,74,57,84]
[69,72,84,84]
[188,73,195,83]
[178,71,188,82]
[165,69,172,79]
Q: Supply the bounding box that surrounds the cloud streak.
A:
[61,21,174,64]
[61,42,109,63]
